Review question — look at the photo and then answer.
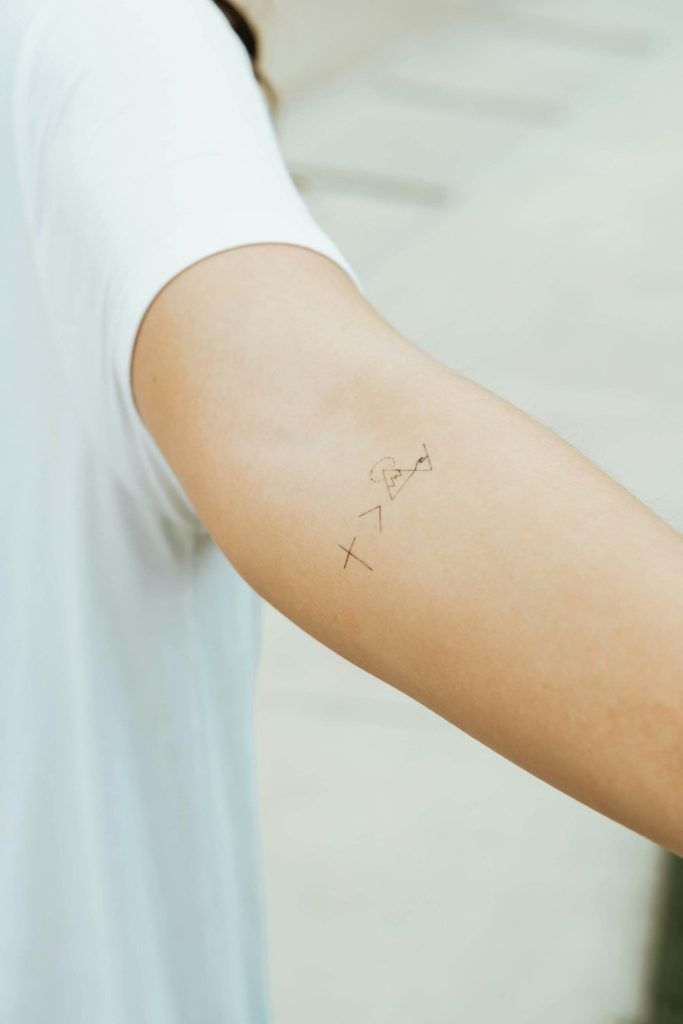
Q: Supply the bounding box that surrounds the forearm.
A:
[134,244,683,854]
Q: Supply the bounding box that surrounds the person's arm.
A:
[133,243,683,855]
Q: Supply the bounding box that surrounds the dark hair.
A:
[210,0,276,108]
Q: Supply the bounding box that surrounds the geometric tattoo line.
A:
[370,443,433,502]
[337,536,373,572]
[358,504,382,532]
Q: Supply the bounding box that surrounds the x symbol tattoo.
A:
[338,536,373,572]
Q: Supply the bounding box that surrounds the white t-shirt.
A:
[0,0,359,1019]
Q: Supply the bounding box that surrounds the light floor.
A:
[256,2,683,1021]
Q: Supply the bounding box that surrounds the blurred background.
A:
[245,1,683,1020]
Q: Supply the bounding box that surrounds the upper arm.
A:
[133,241,683,854]
[132,242,402,594]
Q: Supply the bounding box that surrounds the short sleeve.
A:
[11,0,362,529]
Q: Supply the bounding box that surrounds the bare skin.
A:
[132,243,683,855]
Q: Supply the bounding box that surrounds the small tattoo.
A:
[358,504,382,532]
[370,443,433,502]
[338,444,432,576]
[338,537,373,572]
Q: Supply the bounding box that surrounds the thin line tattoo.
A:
[358,504,382,532]
[338,537,373,572]
[370,443,433,502]
[337,444,433,574]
